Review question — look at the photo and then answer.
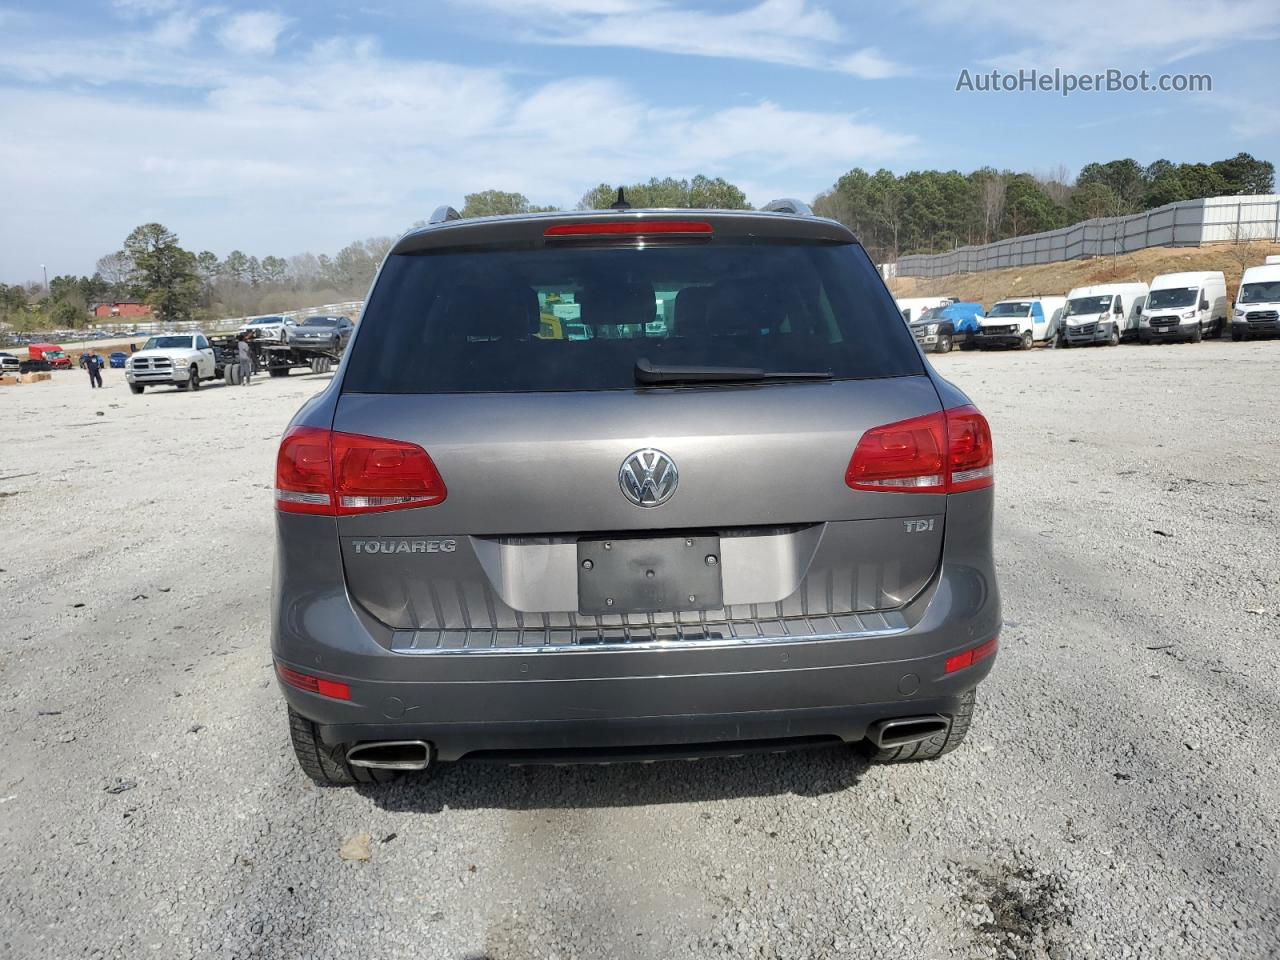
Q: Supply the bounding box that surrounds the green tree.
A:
[1069,182,1121,221]
[261,255,288,283]
[0,283,29,320]
[122,223,201,322]
[461,190,537,218]
[195,251,220,282]
[579,176,751,211]
[1211,152,1274,195]
[1001,175,1064,237]
[687,175,750,209]
[222,250,249,283]
[1174,162,1227,199]
[1076,159,1145,213]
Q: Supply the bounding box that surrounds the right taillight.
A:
[275,427,447,515]
[845,404,993,494]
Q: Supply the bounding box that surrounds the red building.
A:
[92,300,152,318]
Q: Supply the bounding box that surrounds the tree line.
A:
[812,153,1274,263]
[0,159,1270,331]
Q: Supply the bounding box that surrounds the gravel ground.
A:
[2,342,1279,960]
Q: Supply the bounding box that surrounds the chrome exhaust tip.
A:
[346,740,434,771]
[867,715,950,750]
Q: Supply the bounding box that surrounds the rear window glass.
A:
[342,240,924,394]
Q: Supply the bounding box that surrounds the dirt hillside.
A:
[889,240,1280,306]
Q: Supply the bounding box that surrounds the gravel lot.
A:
[2,342,1279,960]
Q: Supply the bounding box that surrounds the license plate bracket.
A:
[577,535,723,615]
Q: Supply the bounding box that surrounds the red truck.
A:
[28,343,71,369]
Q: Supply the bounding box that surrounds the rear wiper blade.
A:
[634,358,832,385]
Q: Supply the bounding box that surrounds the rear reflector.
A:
[275,427,447,516]
[944,636,998,674]
[276,663,352,700]
[544,221,713,238]
[845,404,993,494]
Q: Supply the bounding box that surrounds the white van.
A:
[894,297,956,324]
[1139,271,1228,343]
[1232,262,1280,340]
[975,296,1067,350]
[1061,283,1149,347]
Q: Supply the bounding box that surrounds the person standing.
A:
[237,335,253,386]
[86,353,103,388]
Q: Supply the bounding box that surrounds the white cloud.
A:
[464,0,907,76]
[217,10,289,55]
[0,35,915,279]
[149,11,204,47]
[112,0,180,15]
[910,0,1280,69]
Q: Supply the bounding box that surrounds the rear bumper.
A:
[272,489,1000,760]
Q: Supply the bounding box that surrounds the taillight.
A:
[845,404,993,494]
[944,636,998,673]
[945,406,995,492]
[276,663,351,700]
[275,427,447,515]
[275,426,333,514]
[544,221,713,239]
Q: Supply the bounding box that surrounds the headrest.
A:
[578,280,655,330]
[674,286,714,335]
[440,282,539,340]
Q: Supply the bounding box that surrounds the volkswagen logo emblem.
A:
[619,449,678,507]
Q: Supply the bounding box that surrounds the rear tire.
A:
[870,688,976,763]
[287,706,402,787]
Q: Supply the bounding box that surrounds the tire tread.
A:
[871,687,977,764]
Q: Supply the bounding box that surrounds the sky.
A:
[1,0,1278,282]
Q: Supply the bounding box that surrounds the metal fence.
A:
[894,194,1280,278]
[87,301,366,336]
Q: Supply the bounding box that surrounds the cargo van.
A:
[895,296,955,324]
[974,296,1066,350]
[1232,263,1280,340]
[1061,283,1148,347]
[1139,271,1228,343]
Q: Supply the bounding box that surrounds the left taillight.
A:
[275,427,447,515]
[845,404,993,494]
[276,663,351,700]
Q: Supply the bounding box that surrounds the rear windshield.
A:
[342,241,923,393]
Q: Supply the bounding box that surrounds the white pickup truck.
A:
[125,333,219,394]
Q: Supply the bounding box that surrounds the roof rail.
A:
[429,205,462,224]
[761,198,813,217]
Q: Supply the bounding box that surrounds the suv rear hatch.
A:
[290,213,976,641]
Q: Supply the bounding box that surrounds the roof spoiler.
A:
[761,198,814,217]
[429,205,462,224]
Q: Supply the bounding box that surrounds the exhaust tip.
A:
[346,740,434,771]
[867,715,949,750]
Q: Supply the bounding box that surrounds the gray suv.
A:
[272,202,1000,785]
